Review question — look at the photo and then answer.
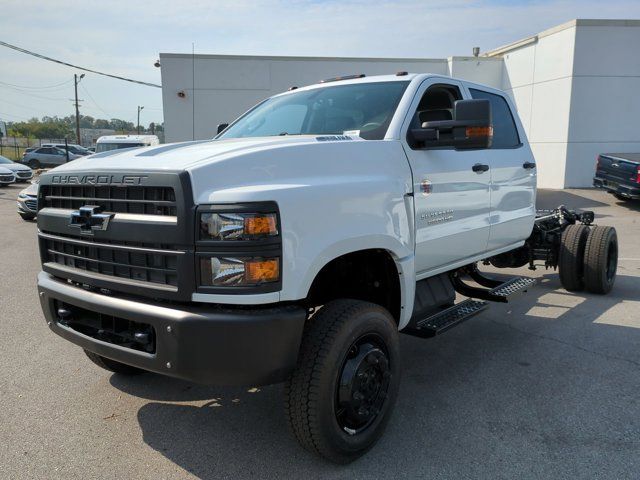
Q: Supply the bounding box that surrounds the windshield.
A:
[219,81,409,141]
[0,156,12,164]
[96,142,145,153]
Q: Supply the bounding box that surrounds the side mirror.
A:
[217,123,229,134]
[410,99,492,150]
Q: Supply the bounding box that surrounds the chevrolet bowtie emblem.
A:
[69,205,114,236]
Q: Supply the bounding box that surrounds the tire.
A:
[558,224,590,291]
[84,350,144,375]
[18,212,35,221]
[27,159,40,169]
[583,226,618,294]
[613,193,632,202]
[285,299,400,464]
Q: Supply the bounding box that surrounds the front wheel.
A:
[285,299,400,464]
[27,159,40,169]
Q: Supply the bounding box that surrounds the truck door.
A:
[402,79,491,275]
[467,88,536,251]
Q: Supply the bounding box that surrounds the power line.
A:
[0,111,32,120]
[0,85,69,102]
[80,83,112,118]
[0,79,73,90]
[0,40,162,88]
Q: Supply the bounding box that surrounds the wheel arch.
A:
[297,240,415,328]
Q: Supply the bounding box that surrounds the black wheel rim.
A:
[335,334,391,435]
[606,237,618,283]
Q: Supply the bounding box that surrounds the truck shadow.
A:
[536,189,609,210]
[110,271,640,478]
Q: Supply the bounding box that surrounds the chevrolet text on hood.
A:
[50,174,148,185]
[34,73,619,464]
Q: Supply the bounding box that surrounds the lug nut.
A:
[166,326,172,333]
[166,362,172,369]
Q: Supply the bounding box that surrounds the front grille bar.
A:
[44,195,175,206]
[47,249,176,275]
[38,232,185,256]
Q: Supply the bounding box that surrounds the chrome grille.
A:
[16,171,32,178]
[0,175,13,182]
[40,184,177,216]
[25,199,37,211]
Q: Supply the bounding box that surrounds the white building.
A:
[160,19,640,188]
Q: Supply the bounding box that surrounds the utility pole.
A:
[137,105,144,134]
[74,73,85,145]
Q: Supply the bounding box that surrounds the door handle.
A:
[523,162,536,170]
[472,163,490,173]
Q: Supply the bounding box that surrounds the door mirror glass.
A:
[411,99,492,150]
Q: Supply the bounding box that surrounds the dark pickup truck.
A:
[593,153,640,200]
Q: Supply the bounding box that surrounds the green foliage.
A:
[5,116,162,139]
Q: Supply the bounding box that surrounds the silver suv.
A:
[22,147,82,169]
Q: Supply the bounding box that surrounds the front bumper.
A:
[38,272,306,386]
[593,176,640,199]
[15,171,34,181]
[0,175,16,185]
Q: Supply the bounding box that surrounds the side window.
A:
[38,148,51,154]
[408,84,462,149]
[469,88,520,149]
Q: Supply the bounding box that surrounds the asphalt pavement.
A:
[1,183,638,479]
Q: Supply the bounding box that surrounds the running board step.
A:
[489,277,536,300]
[452,270,537,303]
[402,299,489,338]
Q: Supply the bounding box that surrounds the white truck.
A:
[95,135,160,153]
[35,73,618,463]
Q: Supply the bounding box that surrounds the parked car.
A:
[35,73,618,464]
[0,166,16,186]
[0,155,33,182]
[16,180,38,220]
[86,147,96,153]
[593,153,640,201]
[22,146,83,169]
[95,135,159,152]
[42,143,92,156]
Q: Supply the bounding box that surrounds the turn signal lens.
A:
[466,126,493,138]
[245,258,279,283]
[244,215,277,236]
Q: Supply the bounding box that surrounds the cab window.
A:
[408,83,462,149]
[469,89,520,149]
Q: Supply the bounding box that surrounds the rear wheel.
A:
[84,350,144,375]
[558,224,590,291]
[583,226,618,294]
[285,299,400,464]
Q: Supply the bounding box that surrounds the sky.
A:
[2,0,640,128]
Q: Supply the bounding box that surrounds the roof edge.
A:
[159,52,448,63]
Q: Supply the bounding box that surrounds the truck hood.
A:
[47,136,335,173]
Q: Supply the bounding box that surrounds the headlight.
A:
[18,193,28,199]
[199,256,280,286]
[199,212,278,240]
